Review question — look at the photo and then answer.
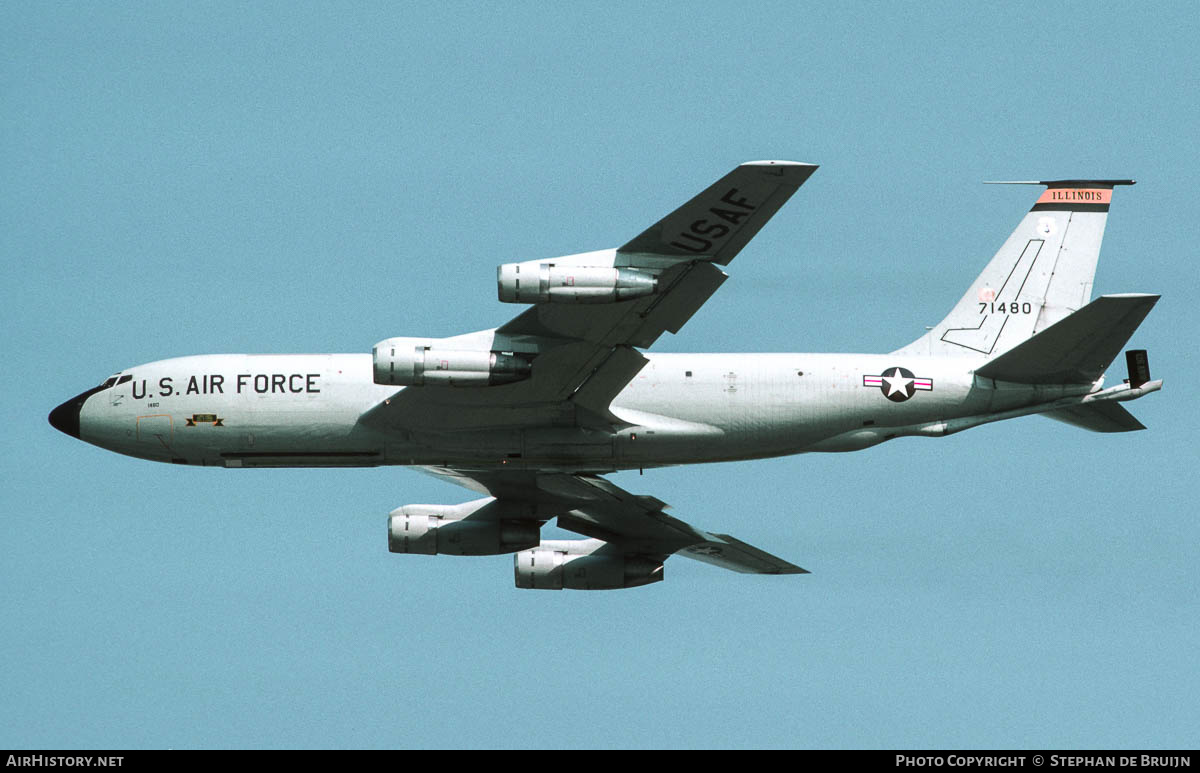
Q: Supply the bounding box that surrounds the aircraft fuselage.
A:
[57,351,1094,471]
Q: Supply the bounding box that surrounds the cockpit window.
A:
[97,373,131,390]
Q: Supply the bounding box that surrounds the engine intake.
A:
[388,498,540,556]
[514,540,664,590]
[498,262,657,304]
[373,337,531,387]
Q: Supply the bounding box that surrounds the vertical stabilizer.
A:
[897,180,1134,357]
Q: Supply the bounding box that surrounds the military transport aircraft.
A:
[49,161,1161,590]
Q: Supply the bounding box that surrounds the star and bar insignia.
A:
[863,367,933,402]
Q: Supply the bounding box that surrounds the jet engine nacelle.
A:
[514,539,664,590]
[373,337,531,387]
[497,262,657,304]
[388,498,540,556]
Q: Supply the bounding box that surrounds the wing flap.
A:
[629,261,728,347]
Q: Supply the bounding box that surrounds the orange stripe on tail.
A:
[1037,188,1113,205]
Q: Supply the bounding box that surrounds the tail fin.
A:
[897,179,1135,357]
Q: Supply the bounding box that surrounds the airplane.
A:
[48,161,1161,590]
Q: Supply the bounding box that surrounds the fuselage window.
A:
[116,374,132,385]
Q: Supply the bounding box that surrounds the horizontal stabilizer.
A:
[1042,402,1146,433]
[975,294,1159,384]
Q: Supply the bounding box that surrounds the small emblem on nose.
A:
[185,414,225,427]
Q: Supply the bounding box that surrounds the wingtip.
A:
[743,159,819,169]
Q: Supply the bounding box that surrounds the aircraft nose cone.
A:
[48,393,88,439]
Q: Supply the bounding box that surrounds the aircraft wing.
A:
[499,159,818,346]
[421,466,809,575]
[362,161,817,433]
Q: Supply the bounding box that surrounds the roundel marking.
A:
[862,367,934,402]
[879,366,917,402]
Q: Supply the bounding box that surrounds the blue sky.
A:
[3,2,1196,749]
